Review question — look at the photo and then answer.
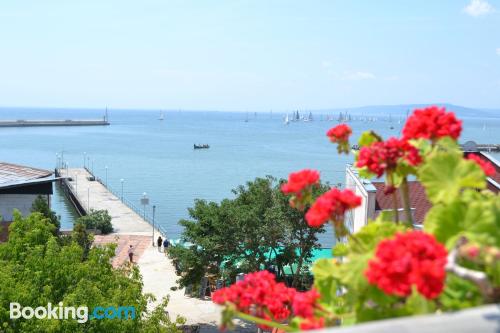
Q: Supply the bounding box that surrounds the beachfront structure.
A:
[462,142,500,193]
[344,165,430,233]
[0,162,55,223]
[344,150,500,234]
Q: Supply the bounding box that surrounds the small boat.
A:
[159,111,164,121]
[194,144,210,149]
[284,114,290,125]
[244,112,249,122]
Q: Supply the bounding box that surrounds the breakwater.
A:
[0,119,109,127]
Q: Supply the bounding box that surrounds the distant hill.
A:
[316,104,500,118]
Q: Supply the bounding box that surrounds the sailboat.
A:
[244,112,249,122]
[304,112,313,122]
[284,114,290,125]
[158,111,164,121]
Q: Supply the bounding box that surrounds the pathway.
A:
[61,168,248,331]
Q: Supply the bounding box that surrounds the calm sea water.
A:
[1,108,499,247]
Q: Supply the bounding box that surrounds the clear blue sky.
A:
[1,0,499,111]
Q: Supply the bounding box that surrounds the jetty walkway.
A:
[57,168,226,329]
[0,119,109,127]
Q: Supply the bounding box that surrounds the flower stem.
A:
[235,311,294,332]
[400,177,413,226]
[389,174,399,224]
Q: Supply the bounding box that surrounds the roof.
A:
[372,181,432,225]
[466,152,500,192]
[0,162,53,187]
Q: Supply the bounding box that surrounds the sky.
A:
[0,0,499,111]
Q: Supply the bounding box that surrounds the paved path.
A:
[61,168,245,331]
[63,168,157,235]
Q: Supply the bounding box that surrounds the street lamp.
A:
[55,153,60,169]
[91,159,95,175]
[152,205,156,246]
[105,166,108,187]
[120,179,125,201]
[140,192,149,221]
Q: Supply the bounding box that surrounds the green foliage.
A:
[76,209,113,234]
[0,212,182,333]
[31,195,60,232]
[358,131,381,147]
[418,149,485,204]
[170,176,327,289]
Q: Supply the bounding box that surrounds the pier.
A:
[0,119,110,127]
[56,167,224,328]
[461,141,500,152]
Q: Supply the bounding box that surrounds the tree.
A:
[76,209,113,234]
[31,195,61,232]
[0,211,183,332]
[170,176,326,288]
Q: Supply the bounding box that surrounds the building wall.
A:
[345,166,376,234]
[0,194,43,222]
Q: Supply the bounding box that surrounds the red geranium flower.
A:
[355,137,422,177]
[305,189,362,228]
[467,154,495,177]
[291,288,321,319]
[299,317,325,330]
[212,271,295,327]
[213,271,324,330]
[327,124,352,154]
[365,231,447,300]
[281,169,320,196]
[402,106,462,142]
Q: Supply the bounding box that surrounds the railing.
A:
[83,167,169,237]
[315,305,498,333]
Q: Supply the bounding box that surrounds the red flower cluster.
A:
[305,189,362,227]
[327,124,352,143]
[356,137,422,177]
[327,124,352,154]
[402,106,462,142]
[281,169,320,197]
[467,154,495,177]
[365,231,447,300]
[212,271,324,330]
[212,271,295,324]
[292,289,321,318]
[299,317,325,330]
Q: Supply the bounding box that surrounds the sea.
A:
[1,107,499,247]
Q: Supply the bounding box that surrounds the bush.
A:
[76,209,113,234]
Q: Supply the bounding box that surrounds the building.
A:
[344,149,500,233]
[0,162,56,241]
[462,141,500,194]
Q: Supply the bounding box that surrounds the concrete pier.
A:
[0,119,109,127]
[57,167,227,329]
[58,168,157,235]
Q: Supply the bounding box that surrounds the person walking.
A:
[128,245,134,264]
[163,238,170,255]
[157,236,163,252]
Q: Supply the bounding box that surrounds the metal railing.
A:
[83,167,169,237]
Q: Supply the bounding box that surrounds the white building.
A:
[344,165,429,233]
[0,162,55,223]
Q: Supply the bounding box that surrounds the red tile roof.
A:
[372,181,432,225]
[465,152,500,190]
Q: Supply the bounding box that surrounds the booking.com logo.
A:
[10,302,136,323]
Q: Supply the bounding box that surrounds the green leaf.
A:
[312,258,340,307]
[405,288,436,315]
[418,152,485,204]
[332,243,348,257]
[424,190,500,248]
[358,131,381,148]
